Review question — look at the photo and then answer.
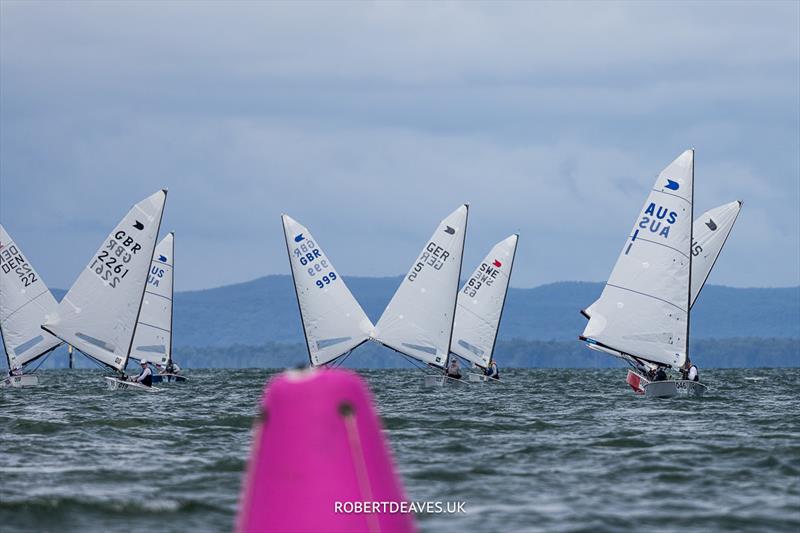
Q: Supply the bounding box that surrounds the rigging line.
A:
[26,350,53,373]
[332,350,354,369]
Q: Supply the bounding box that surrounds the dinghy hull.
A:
[643,380,707,398]
[1,374,39,388]
[104,376,160,393]
[152,373,187,383]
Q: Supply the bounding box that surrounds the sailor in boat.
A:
[484,361,500,380]
[8,367,22,377]
[652,367,668,382]
[681,359,699,382]
[167,361,181,375]
[446,358,462,380]
[130,359,153,387]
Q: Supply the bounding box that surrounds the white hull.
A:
[422,374,469,387]
[1,374,39,388]
[467,373,500,384]
[643,379,708,398]
[104,376,160,393]
[152,373,187,383]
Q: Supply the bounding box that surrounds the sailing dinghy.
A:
[282,215,375,367]
[451,234,518,383]
[582,199,742,393]
[0,225,63,387]
[129,232,185,383]
[373,205,468,385]
[42,190,167,391]
[580,150,708,398]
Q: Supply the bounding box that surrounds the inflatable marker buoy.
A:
[237,368,416,533]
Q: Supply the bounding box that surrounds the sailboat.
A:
[0,224,63,387]
[282,214,375,367]
[581,198,742,394]
[373,205,468,384]
[129,232,185,383]
[580,150,708,398]
[450,234,518,383]
[42,190,168,392]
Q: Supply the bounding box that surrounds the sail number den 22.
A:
[0,243,37,287]
[89,230,143,288]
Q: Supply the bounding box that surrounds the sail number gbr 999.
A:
[89,231,142,288]
[293,238,337,289]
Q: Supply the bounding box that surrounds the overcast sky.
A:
[1,1,798,291]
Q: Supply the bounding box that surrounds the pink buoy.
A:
[237,368,416,533]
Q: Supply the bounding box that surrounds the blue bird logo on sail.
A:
[133,220,145,230]
[294,234,305,243]
[444,226,456,235]
[158,255,168,262]
[664,179,680,191]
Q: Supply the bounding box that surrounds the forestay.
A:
[282,215,374,366]
[451,234,518,369]
[130,232,174,366]
[375,205,468,368]
[0,225,63,369]
[690,201,742,307]
[43,190,167,371]
[582,150,694,368]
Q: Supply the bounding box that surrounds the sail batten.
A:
[450,234,518,368]
[282,215,374,367]
[43,190,167,371]
[374,205,468,368]
[0,224,63,369]
[582,150,694,368]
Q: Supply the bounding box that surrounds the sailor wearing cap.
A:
[131,359,153,387]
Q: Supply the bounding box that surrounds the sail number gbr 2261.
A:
[293,238,337,289]
[89,231,142,288]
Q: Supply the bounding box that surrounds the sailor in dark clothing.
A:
[653,367,668,382]
[484,361,500,380]
[681,359,699,381]
[131,359,153,387]
[446,358,462,380]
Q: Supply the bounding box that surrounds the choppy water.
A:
[1,368,798,532]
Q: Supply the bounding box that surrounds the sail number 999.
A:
[315,272,337,288]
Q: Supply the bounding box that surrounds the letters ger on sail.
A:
[374,205,468,368]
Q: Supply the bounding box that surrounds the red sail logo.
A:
[492,259,502,268]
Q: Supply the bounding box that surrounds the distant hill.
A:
[48,277,799,369]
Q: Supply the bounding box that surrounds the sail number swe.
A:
[89,232,141,288]
[0,244,37,287]
[408,242,449,282]
[293,239,337,288]
[463,262,498,297]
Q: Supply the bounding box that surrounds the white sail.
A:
[690,201,742,307]
[0,225,63,369]
[282,215,374,366]
[374,205,468,368]
[129,232,174,367]
[43,190,167,371]
[451,234,518,368]
[582,150,694,368]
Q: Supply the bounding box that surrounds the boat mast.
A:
[442,204,469,372]
[282,215,314,366]
[168,232,175,368]
[487,234,518,368]
[120,189,168,373]
[685,149,695,367]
